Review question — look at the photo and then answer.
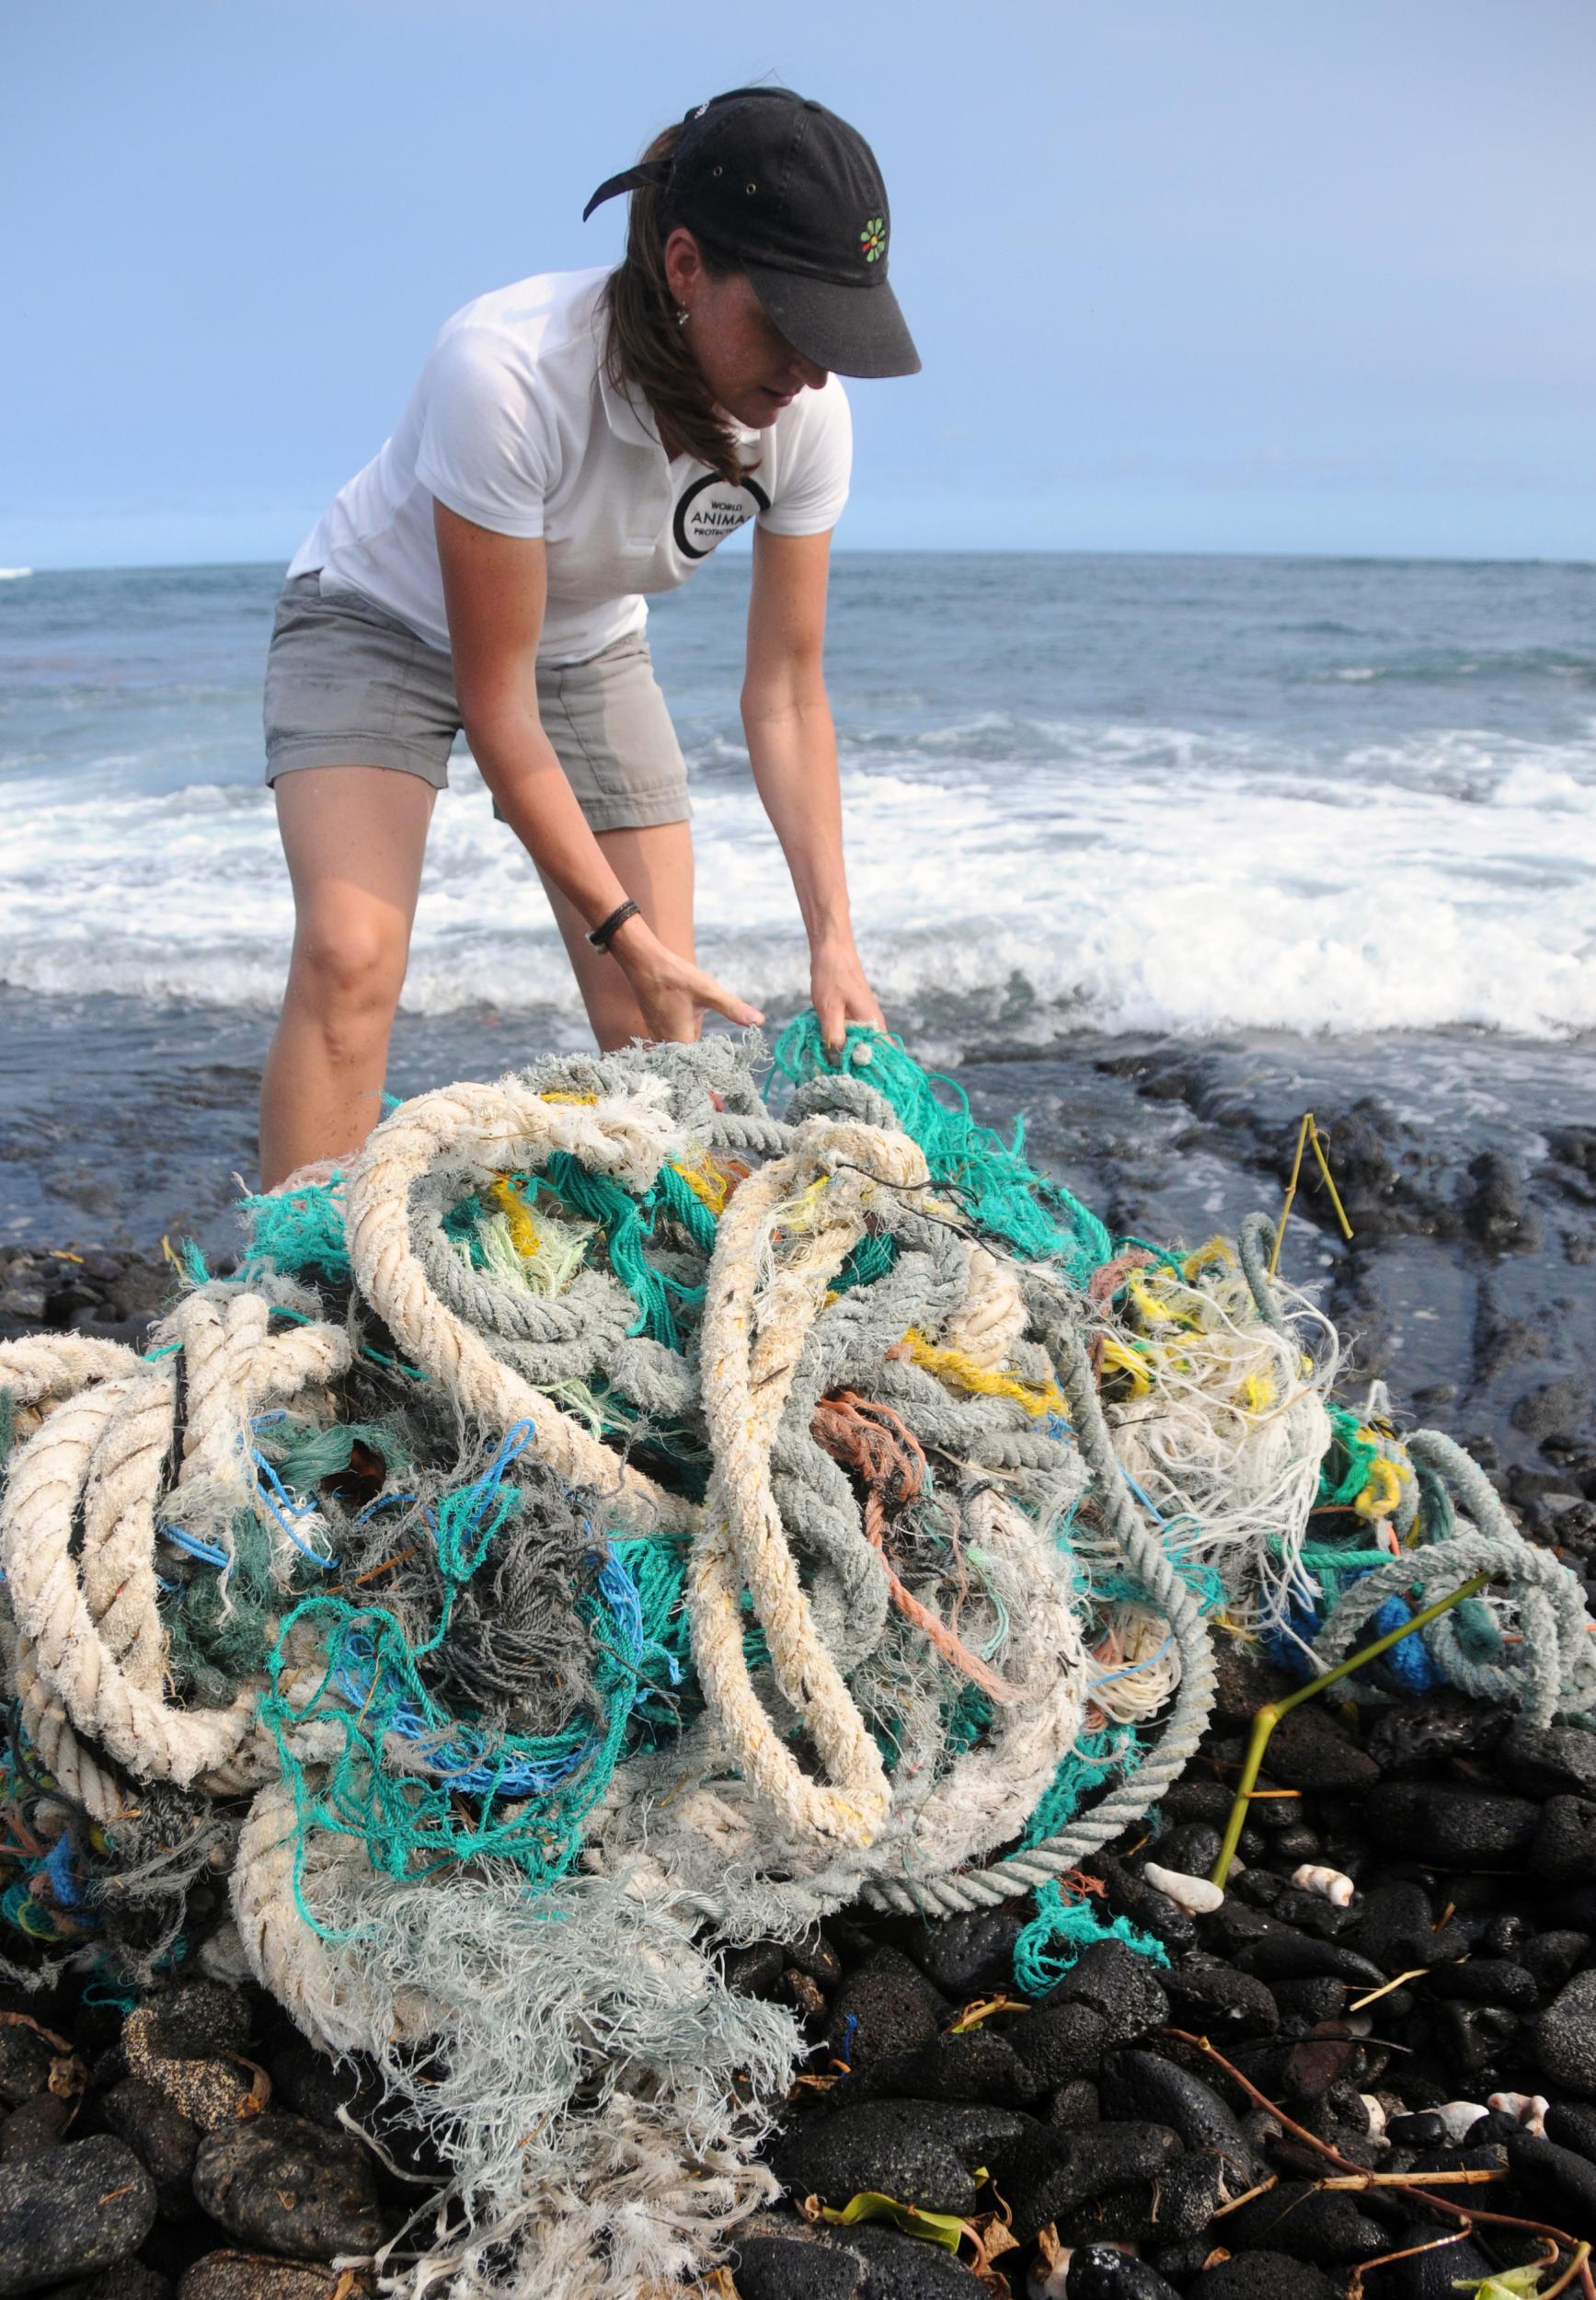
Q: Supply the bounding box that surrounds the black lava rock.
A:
[264,2040,378,2133]
[1004,2120,1181,2246]
[843,2030,1038,2108]
[176,2263,357,2300]
[1039,1939,1170,2040]
[1353,1880,1457,1972]
[1533,1794,1596,1884]
[1436,2001,1521,2084]
[1116,2145,1225,2242]
[0,2030,52,2110]
[788,1934,844,1988]
[1544,2099,1596,2159]
[1233,1933,1384,1988]
[1269,1977,1349,2024]
[728,1943,787,1998]
[1066,2248,1184,2300]
[904,1908,1023,2000]
[1160,1781,1235,1826]
[0,2096,71,2164]
[1364,1694,1512,1777]
[1498,1720,1596,1800]
[1265,1708,1380,1791]
[1098,1860,1197,1955]
[825,1949,948,2071]
[1372,2225,1499,2298]
[1162,1958,1280,2039]
[732,2221,864,2300]
[0,2134,157,2297]
[1428,1958,1539,2011]
[1189,2252,1338,2300]
[61,2267,172,2300]
[1097,2049,1260,2180]
[99,2079,200,2219]
[1366,1780,1539,1868]
[1155,1823,1223,1877]
[845,2223,987,2296]
[1522,1929,1590,1993]
[1212,1645,1297,1724]
[1006,2000,1111,2091]
[1508,2129,1596,2224]
[141,1985,250,2063]
[1047,2078,1101,2128]
[1535,1969,1596,2096]
[771,2099,1032,2215]
[1218,2177,1390,2261]
[190,2112,385,2260]
[1386,2110,1447,2149]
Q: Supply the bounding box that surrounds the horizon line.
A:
[7,542,1596,579]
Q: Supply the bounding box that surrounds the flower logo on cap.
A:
[859,215,887,263]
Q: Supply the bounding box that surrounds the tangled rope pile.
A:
[3,1015,1591,2299]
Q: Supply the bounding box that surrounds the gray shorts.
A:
[262,574,690,832]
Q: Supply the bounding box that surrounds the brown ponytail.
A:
[601,123,750,481]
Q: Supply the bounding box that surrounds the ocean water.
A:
[4,552,1595,1042]
[1,551,1594,1246]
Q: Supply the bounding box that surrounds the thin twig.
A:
[1211,1570,1496,1886]
[1164,2030,1588,2263]
[1348,2228,1476,2300]
[1348,1966,1429,2012]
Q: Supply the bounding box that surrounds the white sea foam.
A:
[0,568,32,581]
[2,716,1593,1038]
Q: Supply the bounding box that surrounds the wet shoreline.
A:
[4,990,1592,1490]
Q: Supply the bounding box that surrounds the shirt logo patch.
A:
[673,473,772,560]
[859,215,887,263]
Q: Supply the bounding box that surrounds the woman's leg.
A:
[537,819,695,1051]
[258,765,436,1188]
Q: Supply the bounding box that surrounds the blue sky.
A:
[6,0,1594,566]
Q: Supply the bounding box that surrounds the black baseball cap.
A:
[584,88,921,381]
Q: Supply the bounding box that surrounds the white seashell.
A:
[1292,1863,1355,1907]
[1358,2092,1389,2138]
[1488,2090,1548,2134]
[1143,1861,1224,1915]
[1435,2100,1488,2142]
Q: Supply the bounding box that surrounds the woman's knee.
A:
[286,909,408,1032]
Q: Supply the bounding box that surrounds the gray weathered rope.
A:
[860,1274,1217,1914]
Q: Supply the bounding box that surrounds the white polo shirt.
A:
[287,266,852,665]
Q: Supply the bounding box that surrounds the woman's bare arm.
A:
[435,499,761,1039]
[743,524,883,1053]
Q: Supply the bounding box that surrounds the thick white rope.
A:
[342,1075,696,1535]
[0,1295,350,1795]
[689,1121,927,1847]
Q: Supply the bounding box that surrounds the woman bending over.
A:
[258,86,919,1188]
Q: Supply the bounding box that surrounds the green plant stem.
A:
[1210,1569,1495,1888]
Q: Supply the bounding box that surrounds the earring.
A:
[676,305,690,328]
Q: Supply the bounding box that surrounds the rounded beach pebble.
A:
[191,2112,385,2260]
[0,2133,156,2296]
[1535,1968,1596,2096]
[178,2260,362,2300]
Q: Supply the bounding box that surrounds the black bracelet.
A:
[587,898,641,951]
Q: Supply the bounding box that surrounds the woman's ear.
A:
[661,226,703,311]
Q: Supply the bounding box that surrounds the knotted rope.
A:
[3,1018,1586,2300]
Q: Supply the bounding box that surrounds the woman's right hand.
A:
[610,914,764,1041]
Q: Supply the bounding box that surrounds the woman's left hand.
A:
[811,937,886,1059]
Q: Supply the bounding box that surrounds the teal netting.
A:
[240,1178,352,1283]
[768,1016,1114,1285]
[1019,1725,1145,1850]
[1011,1875,1171,1998]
